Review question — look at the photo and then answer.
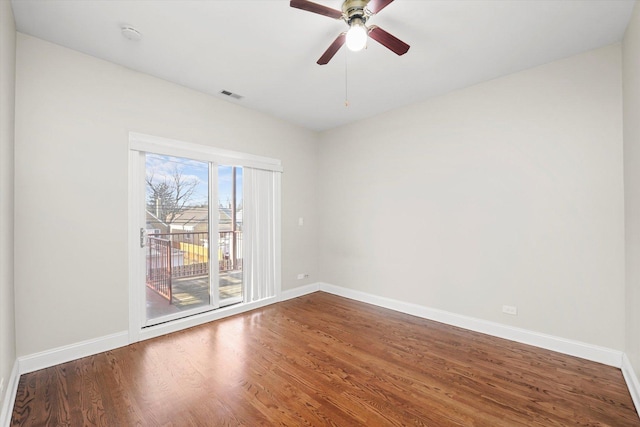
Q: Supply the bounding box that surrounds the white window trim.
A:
[128,132,282,344]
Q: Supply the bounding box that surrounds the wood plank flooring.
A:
[11,292,640,426]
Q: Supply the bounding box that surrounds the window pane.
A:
[218,165,243,306]
[145,154,210,320]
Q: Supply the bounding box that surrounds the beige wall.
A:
[14,34,319,356]
[624,1,640,380]
[318,45,625,350]
[0,0,16,404]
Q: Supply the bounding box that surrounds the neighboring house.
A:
[147,206,242,265]
[145,210,169,234]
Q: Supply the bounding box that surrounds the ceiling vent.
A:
[220,90,243,100]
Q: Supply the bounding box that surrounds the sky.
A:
[146,154,243,208]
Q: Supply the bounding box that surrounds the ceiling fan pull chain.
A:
[344,50,349,107]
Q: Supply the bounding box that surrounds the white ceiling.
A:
[10,0,636,131]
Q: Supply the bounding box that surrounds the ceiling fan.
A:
[291,0,410,65]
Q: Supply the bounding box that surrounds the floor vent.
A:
[220,90,243,100]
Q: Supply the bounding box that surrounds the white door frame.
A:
[127,132,282,343]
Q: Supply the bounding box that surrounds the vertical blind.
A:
[243,167,280,302]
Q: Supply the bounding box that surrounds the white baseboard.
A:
[280,283,320,302]
[11,283,627,371]
[18,331,129,375]
[0,360,19,427]
[622,353,640,414]
[317,282,623,368]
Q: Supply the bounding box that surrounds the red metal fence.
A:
[147,237,172,300]
[146,231,242,302]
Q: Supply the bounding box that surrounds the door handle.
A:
[140,228,147,248]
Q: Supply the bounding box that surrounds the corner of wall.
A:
[623,0,640,389]
[0,0,17,425]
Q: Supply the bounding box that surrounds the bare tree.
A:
[146,168,198,226]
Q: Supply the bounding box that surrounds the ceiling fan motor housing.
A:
[342,0,370,24]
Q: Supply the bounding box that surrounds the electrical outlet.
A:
[296,273,309,280]
[502,305,518,316]
[298,217,304,226]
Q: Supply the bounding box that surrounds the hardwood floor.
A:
[11,292,640,426]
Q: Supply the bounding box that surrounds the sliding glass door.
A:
[130,132,281,334]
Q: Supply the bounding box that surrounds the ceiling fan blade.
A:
[317,33,346,65]
[367,0,394,14]
[368,26,410,56]
[290,0,343,19]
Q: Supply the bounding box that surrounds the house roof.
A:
[168,206,241,225]
[173,207,209,225]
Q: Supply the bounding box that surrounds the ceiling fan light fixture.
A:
[345,18,368,52]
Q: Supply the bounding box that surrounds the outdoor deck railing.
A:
[146,230,242,301]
